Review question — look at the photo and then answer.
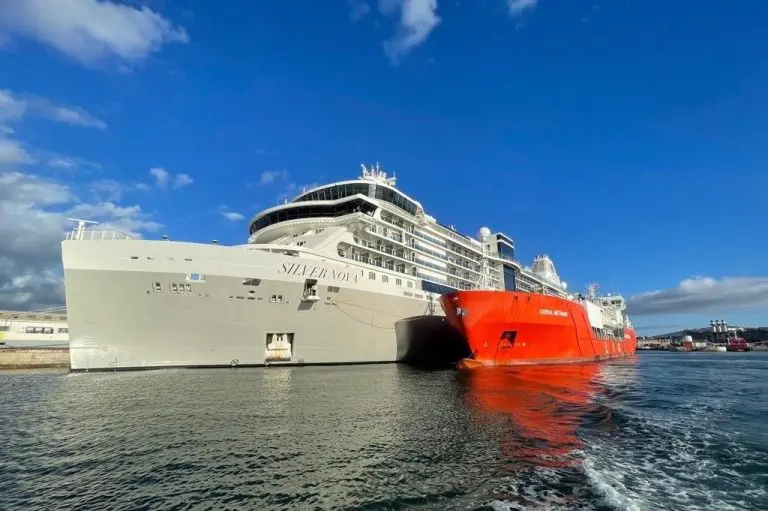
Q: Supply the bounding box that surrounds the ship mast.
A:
[66,218,99,240]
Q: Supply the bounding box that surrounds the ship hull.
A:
[440,290,637,367]
[395,314,469,369]
[62,240,432,371]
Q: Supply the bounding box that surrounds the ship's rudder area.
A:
[395,315,470,369]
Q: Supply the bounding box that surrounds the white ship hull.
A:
[62,239,436,371]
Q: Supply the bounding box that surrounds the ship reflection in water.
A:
[458,361,628,506]
[462,363,611,468]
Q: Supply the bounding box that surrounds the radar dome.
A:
[477,226,491,241]
[562,281,568,290]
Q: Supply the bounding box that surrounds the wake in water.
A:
[582,354,768,511]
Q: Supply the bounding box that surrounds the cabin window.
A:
[0,326,9,332]
[42,327,53,334]
[368,272,376,280]
[382,275,389,283]
[185,284,192,293]
[153,282,162,292]
[171,283,178,293]
[58,328,68,333]
[396,278,402,286]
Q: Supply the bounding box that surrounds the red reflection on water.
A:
[460,363,607,469]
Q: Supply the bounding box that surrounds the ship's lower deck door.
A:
[265,332,294,363]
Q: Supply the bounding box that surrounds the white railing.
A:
[65,229,133,241]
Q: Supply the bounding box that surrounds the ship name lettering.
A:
[539,308,568,317]
[278,262,359,283]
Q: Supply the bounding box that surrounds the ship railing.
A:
[65,229,134,241]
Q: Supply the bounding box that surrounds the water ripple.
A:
[1,354,767,510]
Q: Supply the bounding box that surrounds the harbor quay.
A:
[0,348,70,370]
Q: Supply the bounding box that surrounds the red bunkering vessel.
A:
[440,290,637,369]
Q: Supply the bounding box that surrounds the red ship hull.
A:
[440,290,637,368]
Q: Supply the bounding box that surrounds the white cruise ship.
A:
[0,308,69,348]
[61,163,569,371]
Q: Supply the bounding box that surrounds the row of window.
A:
[153,282,194,294]
[293,182,420,217]
[249,198,377,234]
[368,271,415,288]
[294,183,370,203]
[593,327,626,340]
[23,326,68,334]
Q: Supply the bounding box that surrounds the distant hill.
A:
[649,327,768,342]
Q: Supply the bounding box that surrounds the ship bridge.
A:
[248,163,424,237]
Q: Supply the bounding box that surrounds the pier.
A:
[0,348,69,369]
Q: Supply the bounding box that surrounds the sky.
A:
[0,0,766,335]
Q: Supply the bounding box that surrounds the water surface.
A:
[1,352,766,510]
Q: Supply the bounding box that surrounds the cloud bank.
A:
[627,276,768,316]
[0,171,160,310]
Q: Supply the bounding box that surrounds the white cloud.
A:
[381,0,440,64]
[149,166,169,187]
[0,88,107,130]
[173,172,193,188]
[47,155,102,171]
[0,0,189,67]
[217,205,245,222]
[221,211,244,222]
[627,276,768,316]
[258,169,289,186]
[0,138,34,166]
[147,167,193,189]
[508,0,538,16]
[27,98,107,129]
[0,89,26,123]
[0,171,162,310]
[88,179,124,202]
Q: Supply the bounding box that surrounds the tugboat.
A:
[726,337,751,352]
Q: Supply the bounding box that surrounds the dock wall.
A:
[0,348,70,369]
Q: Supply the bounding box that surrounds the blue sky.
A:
[0,0,766,333]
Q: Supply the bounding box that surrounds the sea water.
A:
[1,352,766,510]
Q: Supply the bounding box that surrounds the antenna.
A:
[66,218,99,240]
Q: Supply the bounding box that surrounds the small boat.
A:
[726,338,751,352]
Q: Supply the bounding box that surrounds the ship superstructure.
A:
[61,162,592,371]
[248,163,567,299]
